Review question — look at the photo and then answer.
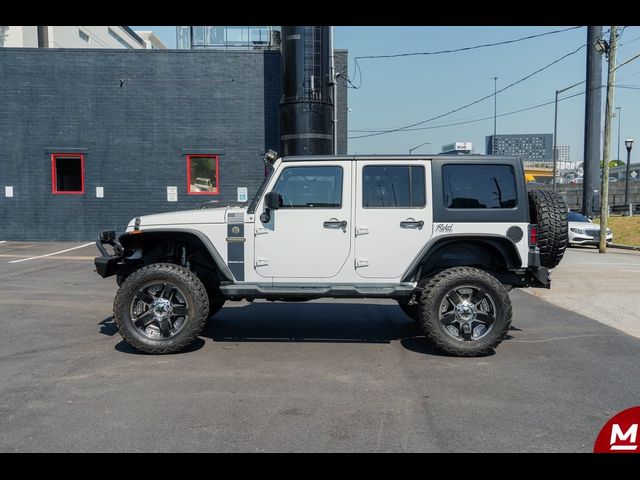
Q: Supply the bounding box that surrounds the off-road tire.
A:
[528,189,568,269]
[419,267,512,357]
[114,263,209,354]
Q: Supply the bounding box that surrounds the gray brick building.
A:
[0,47,347,241]
[486,134,553,161]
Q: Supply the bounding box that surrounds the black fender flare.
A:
[119,228,236,283]
[401,234,523,282]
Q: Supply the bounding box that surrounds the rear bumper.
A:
[94,231,123,278]
[496,248,550,289]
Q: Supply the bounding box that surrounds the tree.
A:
[600,159,625,168]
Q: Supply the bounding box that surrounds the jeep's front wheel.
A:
[113,263,209,354]
[419,267,512,357]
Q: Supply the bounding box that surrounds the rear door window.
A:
[363,165,425,208]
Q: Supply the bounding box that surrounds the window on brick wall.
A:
[187,154,219,195]
[52,154,84,194]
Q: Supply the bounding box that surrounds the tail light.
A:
[529,224,538,246]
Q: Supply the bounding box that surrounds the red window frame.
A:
[187,154,220,195]
[51,153,85,194]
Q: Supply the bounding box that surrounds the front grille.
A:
[584,229,598,237]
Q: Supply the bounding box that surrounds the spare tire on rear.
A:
[528,189,568,268]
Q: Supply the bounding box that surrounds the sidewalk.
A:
[526,246,640,338]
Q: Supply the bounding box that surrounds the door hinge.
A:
[255,227,269,235]
[355,226,369,236]
[355,258,369,268]
[255,258,269,267]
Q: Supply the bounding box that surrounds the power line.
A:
[350,91,586,134]
[348,79,637,137]
[349,87,587,132]
[348,42,587,140]
[354,26,583,61]
[344,26,584,90]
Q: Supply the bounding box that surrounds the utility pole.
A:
[599,26,618,254]
[582,26,603,218]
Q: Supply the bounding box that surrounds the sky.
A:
[132,26,640,162]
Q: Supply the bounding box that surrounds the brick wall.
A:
[0,48,282,241]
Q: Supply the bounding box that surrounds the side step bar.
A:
[219,283,416,300]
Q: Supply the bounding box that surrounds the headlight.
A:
[570,228,584,234]
[606,228,611,234]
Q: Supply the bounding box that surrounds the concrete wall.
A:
[554,183,640,210]
[1,26,38,47]
[49,26,144,49]
[0,48,282,241]
[0,26,144,49]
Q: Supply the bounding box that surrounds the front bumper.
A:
[569,234,614,245]
[94,230,123,278]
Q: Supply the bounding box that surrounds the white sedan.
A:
[568,211,613,246]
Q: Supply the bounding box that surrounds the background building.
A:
[133,31,167,50]
[556,145,570,163]
[485,133,553,161]
[176,26,280,50]
[0,26,150,49]
[441,142,472,155]
[0,29,348,241]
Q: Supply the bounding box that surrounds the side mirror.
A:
[264,191,281,210]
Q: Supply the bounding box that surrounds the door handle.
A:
[400,218,424,229]
[324,218,347,230]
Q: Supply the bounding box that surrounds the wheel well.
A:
[119,231,226,288]
[408,238,521,281]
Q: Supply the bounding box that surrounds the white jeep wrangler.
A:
[95,154,567,356]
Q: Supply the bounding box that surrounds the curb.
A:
[609,243,640,251]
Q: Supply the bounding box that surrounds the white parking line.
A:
[8,243,95,264]
[0,241,6,244]
[580,261,640,266]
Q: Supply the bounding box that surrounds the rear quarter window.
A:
[443,164,517,209]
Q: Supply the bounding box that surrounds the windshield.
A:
[247,166,275,214]
[568,211,589,223]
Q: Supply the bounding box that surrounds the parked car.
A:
[190,177,216,192]
[568,211,613,246]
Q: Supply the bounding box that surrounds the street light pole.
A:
[552,81,582,192]
[409,142,431,155]
[553,89,559,192]
[492,77,498,153]
[615,106,622,162]
[624,138,634,206]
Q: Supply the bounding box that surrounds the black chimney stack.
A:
[279,26,335,156]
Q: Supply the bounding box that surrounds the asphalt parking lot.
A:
[1,241,639,452]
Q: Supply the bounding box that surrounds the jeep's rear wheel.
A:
[528,189,568,268]
[114,263,209,354]
[419,267,512,357]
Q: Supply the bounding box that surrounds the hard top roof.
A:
[280,154,519,162]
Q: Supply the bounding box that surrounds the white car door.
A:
[354,160,433,279]
[254,161,352,279]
